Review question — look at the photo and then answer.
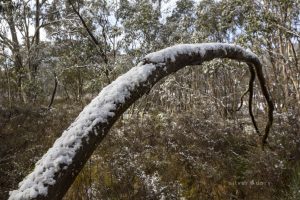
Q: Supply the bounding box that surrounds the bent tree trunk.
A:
[9,43,274,200]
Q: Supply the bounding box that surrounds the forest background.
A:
[1,0,300,199]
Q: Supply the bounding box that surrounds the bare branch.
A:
[68,0,108,64]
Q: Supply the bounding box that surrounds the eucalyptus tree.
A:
[0,0,52,103]
[43,0,123,101]
[161,0,197,44]
[117,0,162,57]
[0,0,26,102]
[195,0,300,112]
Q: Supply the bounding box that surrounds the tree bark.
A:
[9,43,274,200]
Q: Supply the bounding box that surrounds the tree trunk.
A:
[9,43,274,200]
[5,0,25,102]
[30,0,40,80]
[48,73,58,109]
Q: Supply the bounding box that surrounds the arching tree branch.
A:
[9,43,274,200]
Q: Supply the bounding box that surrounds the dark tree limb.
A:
[9,43,274,200]
[236,64,254,112]
[47,73,58,109]
[253,62,274,146]
[247,64,260,135]
[236,88,249,111]
[68,0,108,64]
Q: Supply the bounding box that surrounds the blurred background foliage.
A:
[1,0,300,199]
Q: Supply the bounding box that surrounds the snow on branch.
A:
[144,43,258,63]
[9,43,274,200]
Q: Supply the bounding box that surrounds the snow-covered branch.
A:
[9,43,274,200]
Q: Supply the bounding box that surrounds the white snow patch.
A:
[145,43,257,63]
